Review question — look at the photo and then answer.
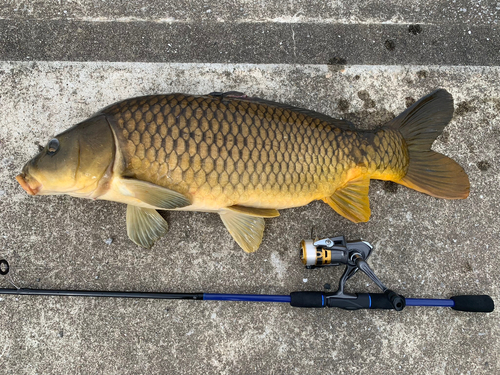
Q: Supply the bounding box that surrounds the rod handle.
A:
[290,292,325,308]
[451,295,494,313]
[290,292,405,310]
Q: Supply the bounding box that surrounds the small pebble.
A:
[303,278,308,283]
[105,238,113,245]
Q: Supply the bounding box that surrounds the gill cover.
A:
[19,115,115,196]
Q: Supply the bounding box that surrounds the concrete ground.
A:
[0,2,499,374]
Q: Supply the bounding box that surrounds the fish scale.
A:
[103,94,406,210]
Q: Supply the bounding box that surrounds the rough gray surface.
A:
[1,1,498,65]
[1,0,498,25]
[0,20,498,65]
[0,62,498,374]
[1,0,500,373]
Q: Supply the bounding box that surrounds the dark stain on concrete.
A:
[455,101,476,116]
[439,129,450,143]
[384,40,396,51]
[405,97,416,108]
[328,56,347,65]
[328,57,347,72]
[357,90,376,109]
[465,261,473,272]
[338,98,350,112]
[477,160,491,171]
[417,70,428,79]
[34,141,44,152]
[408,25,423,35]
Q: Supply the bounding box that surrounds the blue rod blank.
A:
[405,298,455,307]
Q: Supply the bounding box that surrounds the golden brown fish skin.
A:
[101,94,409,210]
[17,115,115,198]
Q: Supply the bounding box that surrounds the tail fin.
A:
[387,89,469,199]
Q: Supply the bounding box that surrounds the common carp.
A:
[16,90,469,252]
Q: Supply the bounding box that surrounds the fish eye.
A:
[47,138,60,155]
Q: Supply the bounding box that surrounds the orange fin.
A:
[126,205,169,249]
[398,151,469,199]
[219,210,265,253]
[323,177,371,223]
[119,178,191,209]
[387,89,469,199]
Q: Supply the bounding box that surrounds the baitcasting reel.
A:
[298,235,405,310]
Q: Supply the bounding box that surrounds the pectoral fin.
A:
[323,177,371,223]
[119,178,191,209]
[219,210,266,253]
[126,205,169,248]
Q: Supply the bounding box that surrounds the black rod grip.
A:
[290,292,325,308]
[451,295,494,313]
[327,293,371,310]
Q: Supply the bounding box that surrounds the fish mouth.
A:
[16,173,41,195]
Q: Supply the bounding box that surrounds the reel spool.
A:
[300,236,371,268]
[300,240,332,267]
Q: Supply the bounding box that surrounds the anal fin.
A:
[126,205,169,248]
[219,210,266,253]
[323,177,371,223]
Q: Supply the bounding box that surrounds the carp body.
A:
[17,90,469,252]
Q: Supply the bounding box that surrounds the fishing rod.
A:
[0,236,494,313]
